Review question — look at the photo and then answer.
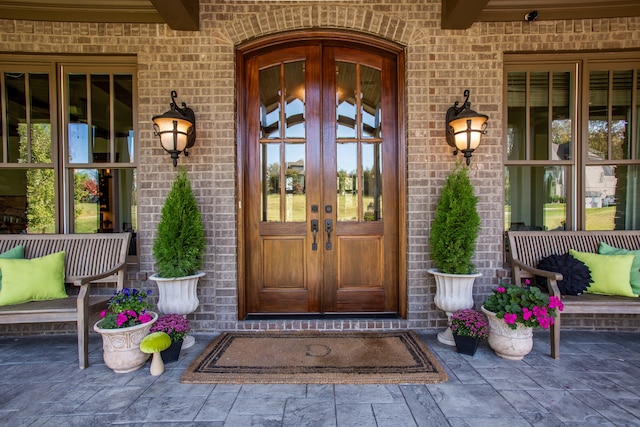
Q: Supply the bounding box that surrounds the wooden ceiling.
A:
[444,0,640,29]
[0,1,639,31]
[0,0,199,31]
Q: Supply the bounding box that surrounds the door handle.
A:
[325,219,333,250]
[311,220,319,251]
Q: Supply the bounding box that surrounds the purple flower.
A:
[449,309,489,338]
[150,313,191,342]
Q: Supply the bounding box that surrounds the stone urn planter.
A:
[94,311,158,373]
[149,272,204,349]
[429,269,481,346]
[482,306,533,361]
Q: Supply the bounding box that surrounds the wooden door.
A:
[243,41,399,315]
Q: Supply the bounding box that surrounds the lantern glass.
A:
[449,115,487,151]
[154,116,192,152]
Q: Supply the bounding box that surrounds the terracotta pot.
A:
[482,306,533,361]
[94,312,158,373]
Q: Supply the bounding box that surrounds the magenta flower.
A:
[533,306,548,318]
[548,296,564,311]
[538,316,554,329]
[484,284,564,331]
[116,312,129,327]
[98,288,154,330]
[138,313,153,324]
[503,313,517,324]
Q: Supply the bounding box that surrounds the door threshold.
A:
[245,312,400,320]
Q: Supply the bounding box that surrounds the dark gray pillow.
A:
[536,253,591,296]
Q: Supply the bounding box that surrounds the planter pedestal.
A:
[94,312,158,373]
[482,306,533,361]
[149,272,204,349]
[429,269,481,346]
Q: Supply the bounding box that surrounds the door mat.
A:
[180,330,448,384]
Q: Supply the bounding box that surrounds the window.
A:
[0,56,138,255]
[504,53,640,232]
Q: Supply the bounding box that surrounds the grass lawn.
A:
[74,202,137,233]
[505,203,616,231]
[264,193,374,222]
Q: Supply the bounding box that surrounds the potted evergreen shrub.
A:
[149,167,205,348]
[428,162,481,346]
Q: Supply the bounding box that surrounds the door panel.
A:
[338,236,383,288]
[244,41,398,315]
[262,237,305,288]
[322,47,398,314]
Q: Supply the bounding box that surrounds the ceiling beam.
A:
[442,0,490,29]
[0,0,164,24]
[479,2,640,22]
[149,0,199,31]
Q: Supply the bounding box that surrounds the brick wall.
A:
[1,1,640,335]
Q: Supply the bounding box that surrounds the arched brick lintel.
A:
[220,5,417,47]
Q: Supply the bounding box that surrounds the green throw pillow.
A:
[0,245,24,290]
[598,242,640,295]
[0,251,67,306]
[569,249,636,298]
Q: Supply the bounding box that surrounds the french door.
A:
[241,39,400,315]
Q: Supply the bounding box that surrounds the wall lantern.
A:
[152,90,196,167]
[445,89,488,166]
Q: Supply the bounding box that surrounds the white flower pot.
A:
[482,306,533,361]
[429,269,481,346]
[94,311,158,373]
[149,271,205,348]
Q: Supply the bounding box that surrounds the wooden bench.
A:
[508,230,640,359]
[0,233,131,369]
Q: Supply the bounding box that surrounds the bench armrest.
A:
[72,261,127,288]
[511,258,563,297]
[72,261,127,313]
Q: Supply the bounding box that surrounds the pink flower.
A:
[100,310,107,318]
[138,313,152,324]
[116,312,129,327]
[496,287,506,293]
[538,316,554,329]
[533,306,548,318]
[503,313,517,324]
[522,307,533,321]
[548,296,564,311]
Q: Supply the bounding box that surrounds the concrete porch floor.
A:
[1,330,640,426]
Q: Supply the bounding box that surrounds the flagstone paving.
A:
[1,330,640,426]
